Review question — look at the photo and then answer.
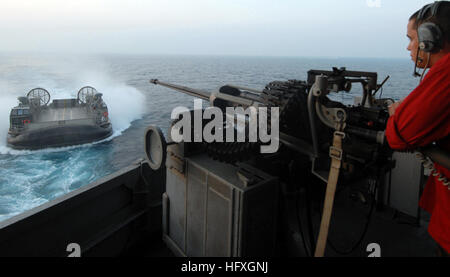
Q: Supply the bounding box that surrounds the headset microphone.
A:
[412,47,422,77]
[413,70,421,78]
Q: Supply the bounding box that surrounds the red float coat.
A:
[385,53,450,253]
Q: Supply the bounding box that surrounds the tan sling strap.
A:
[314,131,345,257]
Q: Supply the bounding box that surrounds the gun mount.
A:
[150,67,392,165]
[146,67,399,257]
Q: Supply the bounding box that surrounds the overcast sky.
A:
[0,0,434,58]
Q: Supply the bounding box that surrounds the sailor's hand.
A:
[388,101,402,116]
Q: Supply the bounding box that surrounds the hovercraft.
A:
[7,86,113,150]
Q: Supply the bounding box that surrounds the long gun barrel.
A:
[150,79,211,101]
[150,79,264,108]
[150,78,317,158]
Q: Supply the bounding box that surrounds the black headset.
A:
[416,1,445,53]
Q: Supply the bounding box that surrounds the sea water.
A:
[0,53,419,222]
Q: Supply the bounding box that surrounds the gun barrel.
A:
[150,79,211,101]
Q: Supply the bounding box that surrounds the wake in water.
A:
[0,60,146,222]
[0,71,145,155]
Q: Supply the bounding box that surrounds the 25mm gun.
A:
[150,67,392,166]
[146,68,398,257]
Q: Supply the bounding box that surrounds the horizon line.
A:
[0,50,410,60]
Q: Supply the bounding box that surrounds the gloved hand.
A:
[388,100,403,116]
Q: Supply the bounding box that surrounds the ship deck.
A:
[139,191,437,258]
[0,160,438,257]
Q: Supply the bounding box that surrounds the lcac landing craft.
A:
[7,86,112,150]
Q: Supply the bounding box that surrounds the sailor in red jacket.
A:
[385,2,450,256]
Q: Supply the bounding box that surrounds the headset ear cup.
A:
[418,22,443,53]
[419,41,428,51]
[419,41,435,53]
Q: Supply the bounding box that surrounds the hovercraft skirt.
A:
[7,124,113,150]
